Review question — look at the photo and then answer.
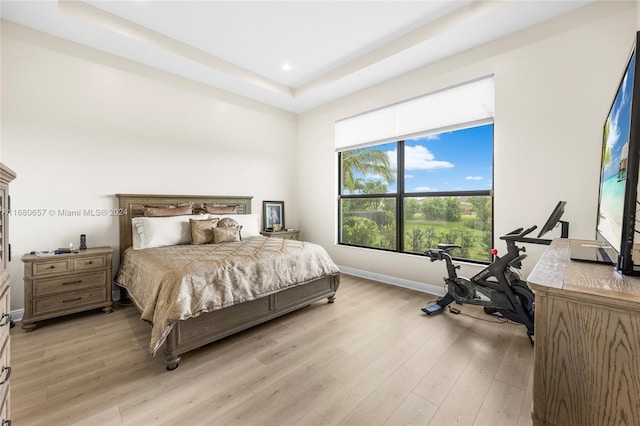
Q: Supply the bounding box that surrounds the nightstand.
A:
[260,230,300,240]
[21,246,113,331]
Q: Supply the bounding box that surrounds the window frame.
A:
[338,132,494,264]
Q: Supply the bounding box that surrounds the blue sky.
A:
[353,123,493,193]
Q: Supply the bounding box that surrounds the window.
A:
[339,124,493,262]
[336,77,495,263]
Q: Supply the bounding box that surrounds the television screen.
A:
[596,32,640,274]
[597,53,634,249]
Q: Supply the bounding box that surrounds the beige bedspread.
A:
[115,236,340,355]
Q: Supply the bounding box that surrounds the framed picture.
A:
[263,201,285,231]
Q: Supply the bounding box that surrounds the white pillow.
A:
[212,213,261,238]
[132,215,210,250]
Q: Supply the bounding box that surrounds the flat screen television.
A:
[595,31,640,275]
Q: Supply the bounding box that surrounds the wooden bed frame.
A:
[115,194,340,370]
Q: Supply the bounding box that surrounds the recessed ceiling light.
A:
[282,63,292,72]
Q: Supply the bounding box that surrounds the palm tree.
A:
[341,148,395,193]
[602,119,611,172]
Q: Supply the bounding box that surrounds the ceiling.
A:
[1,1,593,113]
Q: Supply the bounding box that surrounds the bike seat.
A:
[437,244,462,251]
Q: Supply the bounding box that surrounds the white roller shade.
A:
[335,76,494,151]
[334,107,398,149]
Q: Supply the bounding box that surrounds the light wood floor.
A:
[11,274,534,425]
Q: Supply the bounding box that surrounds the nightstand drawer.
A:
[33,287,107,316]
[33,271,107,297]
[73,255,107,271]
[32,259,72,276]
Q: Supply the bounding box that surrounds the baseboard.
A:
[11,308,23,322]
[337,265,445,297]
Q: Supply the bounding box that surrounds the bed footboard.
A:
[163,273,339,370]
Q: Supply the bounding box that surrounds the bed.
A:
[114,194,340,370]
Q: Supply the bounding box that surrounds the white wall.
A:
[297,1,637,291]
[1,22,298,310]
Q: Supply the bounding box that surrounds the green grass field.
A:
[341,212,492,263]
[404,215,491,262]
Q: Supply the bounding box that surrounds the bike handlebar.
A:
[426,225,537,270]
[505,227,524,236]
[500,225,537,241]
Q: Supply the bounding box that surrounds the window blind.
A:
[335,76,494,151]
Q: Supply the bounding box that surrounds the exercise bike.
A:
[421,226,537,341]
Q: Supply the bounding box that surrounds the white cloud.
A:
[407,133,440,143]
[465,176,483,181]
[608,108,621,150]
[621,69,631,107]
[388,145,453,171]
[604,108,622,176]
[415,186,435,191]
[364,171,398,181]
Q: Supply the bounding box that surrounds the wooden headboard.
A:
[115,194,253,259]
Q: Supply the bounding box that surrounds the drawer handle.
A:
[0,313,9,327]
[62,297,82,303]
[0,366,10,385]
[48,265,55,269]
[62,280,82,286]
[86,261,93,265]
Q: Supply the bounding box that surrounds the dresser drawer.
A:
[32,259,72,277]
[0,383,7,426]
[73,255,107,271]
[33,287,107,316]
[0,332,9,404]
[0,270,8,296]
[0,285,9,349]
[33,270,107,297]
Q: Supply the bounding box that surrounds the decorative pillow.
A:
[190,218,219,245]
[217,217,239,227]
[215,213,261,237]
[132,214,210,249]
[213,225,241,243]
[144,202,194,217]
[201,204,239,214]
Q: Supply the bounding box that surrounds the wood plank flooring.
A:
[11,274,534,425]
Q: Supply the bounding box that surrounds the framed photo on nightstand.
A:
[263,201,285,231]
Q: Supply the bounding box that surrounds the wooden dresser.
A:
[527,239,640,426]
[21,246,113,331]
[0,163,16,425]
[260,230,300,240]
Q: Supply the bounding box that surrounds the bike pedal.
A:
[421,304,445,315]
